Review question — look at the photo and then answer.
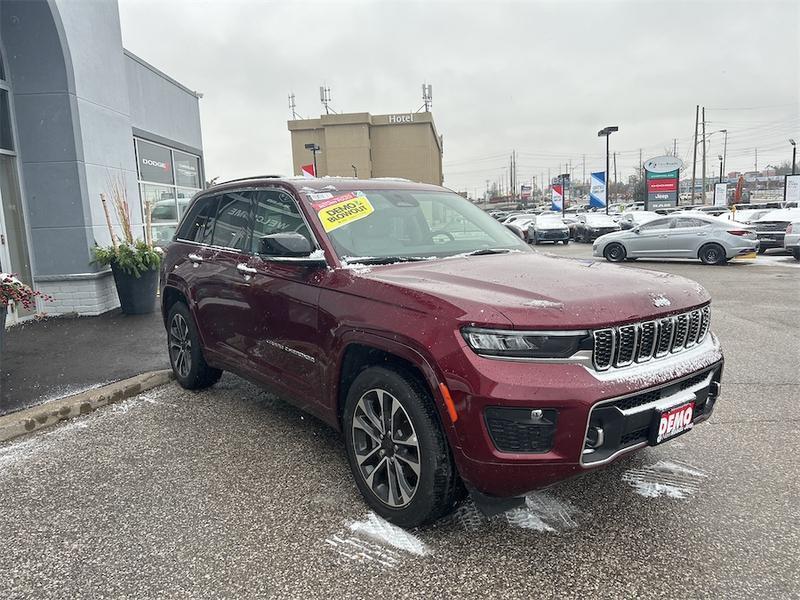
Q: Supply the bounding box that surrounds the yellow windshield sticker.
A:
[314,192,374,232]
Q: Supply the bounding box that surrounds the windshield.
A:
[312,189,529,261]
[585,214,617,226]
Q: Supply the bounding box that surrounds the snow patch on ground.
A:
[622,460,708,499]
[505,492,583,532]
[0,418,90,472]
[324,512,430,569]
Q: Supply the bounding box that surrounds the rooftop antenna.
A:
[417,83,433,112]
[288,92,299,119]
[320,84,336,115]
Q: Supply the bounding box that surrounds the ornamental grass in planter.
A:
[91,174,162,315]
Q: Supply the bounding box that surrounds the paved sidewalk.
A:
[0,311,168,415]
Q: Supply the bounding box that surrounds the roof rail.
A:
[214,175,283,186]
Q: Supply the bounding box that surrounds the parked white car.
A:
[592,213,758,265]
[784,220,800,261]
[528,214,570,244]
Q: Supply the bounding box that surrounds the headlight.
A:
[462,327,590,358]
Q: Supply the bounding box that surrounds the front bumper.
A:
[534,229,570,242]
[446,333,724,498]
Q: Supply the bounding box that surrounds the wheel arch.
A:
[333,334,456,442]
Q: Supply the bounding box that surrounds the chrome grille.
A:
[592,307,711,371]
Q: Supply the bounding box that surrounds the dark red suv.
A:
[161,177,724,527]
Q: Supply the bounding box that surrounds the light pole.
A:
[351,164,358,178]
[304,143,320,177]
[597,126,619,214]
[791,139,797,175]
[721,129,728,177]
[718,155,723,183]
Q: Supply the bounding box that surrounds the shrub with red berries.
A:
[1,273,54,311]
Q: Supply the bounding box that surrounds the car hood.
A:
[352,252,710,329]
[535,221,568,230]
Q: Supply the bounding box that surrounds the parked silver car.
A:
[528,214,570,244]
[592,214,758,265]
[784,220,800,261]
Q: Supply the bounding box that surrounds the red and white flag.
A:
[301,163,316,178]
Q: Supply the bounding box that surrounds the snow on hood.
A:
[354,253,710,329]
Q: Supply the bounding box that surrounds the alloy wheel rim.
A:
[351,388,421,508]
[707,248,718,262]
[610,245,622,259]
[169,314,192,378]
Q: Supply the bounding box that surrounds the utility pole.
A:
[722,129,728,177]
[613,152,618,188]
[701,106,707,204]
[691,105,699,203]
[673,138,677,156]
[582,155,586,187]
[639,148,644,207]
[754,148,758,172]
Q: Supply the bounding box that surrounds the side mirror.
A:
[633,226,641,234]
[257,233,326,266]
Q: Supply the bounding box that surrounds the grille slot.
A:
[672,313,689,352]
[593,307,710,370]
[615,325,637,366]
[637,321,657,362]
[593,329,615,371]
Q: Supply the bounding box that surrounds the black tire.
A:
[603,242,626,262]
[342,366,459,528]
[793,247,800,261]
[562,239,570,245]
[758,246,768,255]
[699,243,728,265]
[167,302,222,389]
[532,232,539,245]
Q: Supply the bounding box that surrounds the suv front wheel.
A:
[343,366,459,527]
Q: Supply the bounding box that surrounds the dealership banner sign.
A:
[644,155,684,210]
[301,163,316,178]
[520,184,532,200]
[714,183,728,207]
[589,171,606,208]
[551,184,563,211]
[785,174,800,204]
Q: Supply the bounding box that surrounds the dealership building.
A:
[288,111,443,185]
[0,0,204,323]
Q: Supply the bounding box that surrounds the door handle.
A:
[188,253,203,263]
[237,263,258,275]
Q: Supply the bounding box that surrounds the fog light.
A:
[585,425,604,449]
[531,409,543,420]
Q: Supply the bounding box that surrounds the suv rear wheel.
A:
[167,302,222,389]
[343,366,459,527]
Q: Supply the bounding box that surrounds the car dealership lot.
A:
[0,247,798,599]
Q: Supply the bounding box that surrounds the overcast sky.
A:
[118,0,799,194]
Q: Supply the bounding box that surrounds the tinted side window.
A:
[211,192,252,251]
[640,218,672,231]
[176,195,218,244]
[250,190,311,252]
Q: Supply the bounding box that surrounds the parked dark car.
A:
[573,213,621,242]
[161,177,724,527]
[752,209,800,253]
[528,214,570,244]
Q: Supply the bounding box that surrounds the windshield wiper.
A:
[461,248,513,257]
[344,256,430,265]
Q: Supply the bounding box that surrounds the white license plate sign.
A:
[650,401,695,445]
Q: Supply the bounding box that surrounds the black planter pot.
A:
[110,263,159,315]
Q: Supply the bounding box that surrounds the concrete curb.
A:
[0,369,175,444]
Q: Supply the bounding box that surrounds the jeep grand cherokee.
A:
[160,177,724,527]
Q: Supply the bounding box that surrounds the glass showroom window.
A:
[135,138,202,244]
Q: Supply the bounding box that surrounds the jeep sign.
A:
[387,114,414,124]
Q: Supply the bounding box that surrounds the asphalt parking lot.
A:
[1,244,798,599]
